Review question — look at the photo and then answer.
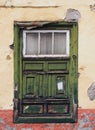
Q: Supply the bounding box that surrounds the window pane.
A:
[26,33,38,55]
[54,33,66,54]
[40,33,52,54]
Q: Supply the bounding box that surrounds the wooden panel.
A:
[24,63,44,70]
[48,62,68,71]
[47,104,69,114]
[26,77,35,94]
[38,75,44,97]
[23,104,44,114]
[23,74,46,98]
[23,74,38,98]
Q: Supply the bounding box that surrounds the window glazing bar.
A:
[38,32,40,55]
[52,32,54,54]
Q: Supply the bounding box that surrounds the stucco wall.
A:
[0,109,95,130]
[0,0,95,109]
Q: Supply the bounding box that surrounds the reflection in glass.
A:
[40,33,52,54]
[24,31,68,56]
[26,33,38,55]
[54,33,66,54]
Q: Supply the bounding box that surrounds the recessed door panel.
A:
[48,62,68,71]
[23,104,44,114]
[47,104,69,114]
[23,74,40,98]
[24,63,44,71]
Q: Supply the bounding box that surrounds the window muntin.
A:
[23,30,70,57]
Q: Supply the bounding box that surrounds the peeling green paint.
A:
[14,21,78,123]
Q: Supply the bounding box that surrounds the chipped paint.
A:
[90,4,95,11]
[64,8,81,22]
[0,109,95,129]
[87,82,95,101]
[6,55,11,60]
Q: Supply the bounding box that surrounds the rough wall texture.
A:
[0,109,95,130]
[0,0,95,109]
[0,0,95,128]
[0,0,95,7]
[87,82,95,100]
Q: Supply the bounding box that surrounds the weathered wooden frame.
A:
[14,21,78,123]
[23,30,70,57]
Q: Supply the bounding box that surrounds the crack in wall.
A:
[3,0,60,8]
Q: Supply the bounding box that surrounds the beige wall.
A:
[0,0,95,109]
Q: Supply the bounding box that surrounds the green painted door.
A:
[14,21,78,123]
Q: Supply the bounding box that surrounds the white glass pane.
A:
[40,33,52,54]
[57,81,63,91]
[54,33,66,54]
[57,77,65,94]
[26,33,38,55]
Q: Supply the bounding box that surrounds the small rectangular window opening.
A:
[23,30,70,57]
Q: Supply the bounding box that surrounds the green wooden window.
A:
[14,21,78,123]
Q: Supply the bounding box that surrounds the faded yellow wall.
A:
[0,0,95,109]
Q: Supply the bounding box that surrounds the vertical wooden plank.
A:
[36,74,40,96]
[67,23,78,120]
[23,75,27,98]
[43,74,47,97]
[72,23,78,121]
[33,74,37,96]
[39,74,43,97]
[43,61,48,97]
[65,75,68,97]
[51,75,56,96]
[19,29,23,99]
[14,24,20,99]
[14,24,20,122]
[48,74,52,96]
[73,23,78,104]
[26,77,34,94]
[70,23,78,104]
